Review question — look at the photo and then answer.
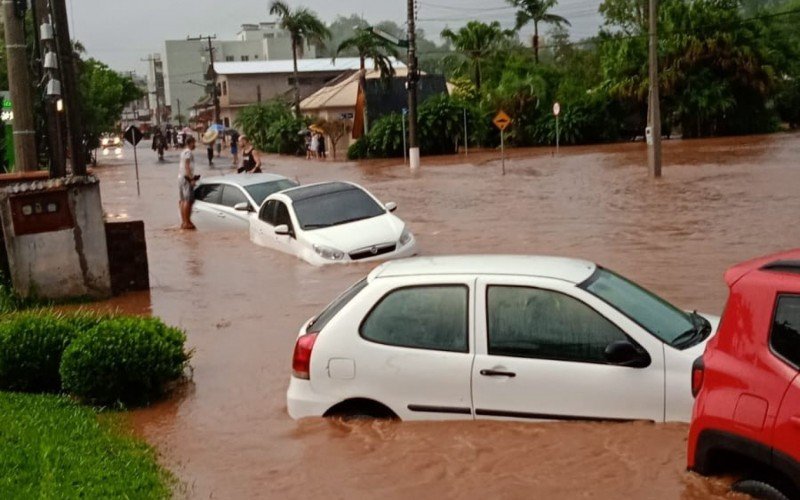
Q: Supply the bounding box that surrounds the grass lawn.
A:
[0,392,172,499]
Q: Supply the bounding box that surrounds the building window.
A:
[223,117,230,128]
[241,55,249,62]
[225,56,234,62]
[222,81,227,96]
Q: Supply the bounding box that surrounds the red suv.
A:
[688,250,800,499]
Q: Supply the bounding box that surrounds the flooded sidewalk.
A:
[91,134,799,498]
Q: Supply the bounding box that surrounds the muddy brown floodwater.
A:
[88,133,800,499]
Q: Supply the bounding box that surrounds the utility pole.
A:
[51,0,85,176]
[406,0,420,171]
[33,0,65,177]
[177,99,182,127]
[188,35,221,125]
[3,0,38,172]
[647,0,662,178]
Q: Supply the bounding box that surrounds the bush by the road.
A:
[61,316,190,406]
[0,312,77,393]
[0,392,171,498]
[235,100,310,155]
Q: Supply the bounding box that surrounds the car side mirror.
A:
[385,202,398,213]
[234,202,252,212]
[604,340,650,368]
[274,224,290,235]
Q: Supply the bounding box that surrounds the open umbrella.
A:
[210,123,225,133]
[202,128,219,144]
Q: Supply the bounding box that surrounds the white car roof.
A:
[198,173,289,187]
[369,255,597,284]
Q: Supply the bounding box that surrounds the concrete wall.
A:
[0,180,111,299]
[219,71,341,126]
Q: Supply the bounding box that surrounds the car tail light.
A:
[691,356,705,398]
[292,332,318,380]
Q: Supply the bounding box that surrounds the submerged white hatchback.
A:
[287,255,720,423]
[250,181,417,266]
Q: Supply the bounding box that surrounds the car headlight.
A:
[399,228,413,246]
[114,138,121,145]
[101,139,109,146]
[313,244,345,261]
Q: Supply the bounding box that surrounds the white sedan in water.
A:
[249,181,417,265]
[192,174,298,230]
[287,255,720,422]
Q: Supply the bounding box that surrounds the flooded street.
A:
[91,134,799,499]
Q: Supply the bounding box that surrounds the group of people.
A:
[305,130,327,160]
[177,126,262,230]
[152,127,190,161]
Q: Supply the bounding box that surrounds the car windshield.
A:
[245,179,298,206]
[580,268,695,345]
[293,187,386,230]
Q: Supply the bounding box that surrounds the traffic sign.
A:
[553,102,561,116]
[493,111,511,131]
[124,125,143,147]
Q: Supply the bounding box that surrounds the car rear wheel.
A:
[732,479,791,500]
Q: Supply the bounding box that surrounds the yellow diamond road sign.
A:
[493,111,511,131]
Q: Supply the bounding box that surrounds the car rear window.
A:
[360,285,469,353]
[245,180,298,207]
[306,278,368,333]
[771,294,800,370]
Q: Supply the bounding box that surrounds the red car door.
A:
[773,373,800,463]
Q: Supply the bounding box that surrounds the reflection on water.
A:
[88,134,799,498]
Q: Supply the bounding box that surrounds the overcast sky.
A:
[71,0,603,74]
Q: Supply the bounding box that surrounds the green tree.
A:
[441,21,511,91]
[78,59,143,149]
[334,29,399,77]
[507,0,571,62]
[268,1,330,115]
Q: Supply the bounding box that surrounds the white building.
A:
[158,22,316,123]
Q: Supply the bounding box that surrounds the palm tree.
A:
[507,0,571,63]
[334,29,399,79]
[269,1,330,115]
[440,21,510,91]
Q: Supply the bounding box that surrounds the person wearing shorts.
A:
[179,136,198,230]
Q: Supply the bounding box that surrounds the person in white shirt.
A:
[179,136,198,230]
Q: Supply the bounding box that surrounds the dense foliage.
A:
[235,100,310,155]
[0,312,77,392]
[342,0,800,158]
[60,316,189,406]
[348,94,472,159]
[78,58,144,149]
[0,311,189,407]
[0,392,172,498]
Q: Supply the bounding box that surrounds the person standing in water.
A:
[179,136,199,230]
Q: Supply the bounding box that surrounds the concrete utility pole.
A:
[33,0,65,177]
[142,56,164,127]
[406,0,420,171]
[647,0,662,178]
[51,0,86,176]
[188,35,221,124]
[3,0,38,172]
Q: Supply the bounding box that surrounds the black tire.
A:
[732,479,791,500]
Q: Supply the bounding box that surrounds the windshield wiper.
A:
[303,223,333,229]
[335,215,374,225]
[671,311,712,349]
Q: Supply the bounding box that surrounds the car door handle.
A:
[480,369,516,378]
[217,212,226,218]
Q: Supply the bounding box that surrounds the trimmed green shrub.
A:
[0,312,76,392]
[60,316,189,406]
[347,138,369,160]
